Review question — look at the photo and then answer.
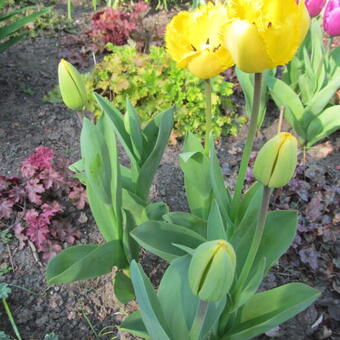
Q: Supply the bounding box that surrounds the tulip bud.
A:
[323,0,340,36]
[253,132,298,188]
[189,240,236,302]
[58,59,87,111]
[305,0,326,17]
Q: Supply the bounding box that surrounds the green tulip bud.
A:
[189,240,236,302]
[58,59,87,111]
[253,132,298,188]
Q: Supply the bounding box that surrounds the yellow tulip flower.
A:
[223,0,310,73]
[165,3,234,79]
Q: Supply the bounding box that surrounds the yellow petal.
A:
[223,20,273,73]
[187,50,229,79]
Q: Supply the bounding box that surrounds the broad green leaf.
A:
[158,255,226,340]
[163,212,207,237]
[183,131,204,153]
[124,98,143,161]
[122,209,140,262]
[131,221,206,262]
[209,139,232,231]
[145,202,169,221]
[180,150,212,219]
[222,283,320,340]
[120,164,135,192]
[254,210,297,273]
[122,189,146,225]
[207,200,227,241]
[237,182,262,224]
[0,33,24,53]
[114,271,135,304]
[120,311,150,339]
[306,105,340,147]
[81,118,112,205]
[137,108,173,201]
[46,241,127,284]
[94,93,136,162]
[130,261,172,340]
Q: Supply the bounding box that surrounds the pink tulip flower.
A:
[323,0,340,36]
[305,0,326,16]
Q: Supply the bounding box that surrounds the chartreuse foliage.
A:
[85,44,244,139]
[46,93,174,303]
[0,1,52,53]
[269,19,340,147]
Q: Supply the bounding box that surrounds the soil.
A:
[0,3,339,340]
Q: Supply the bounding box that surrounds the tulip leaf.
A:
[237,182,262,224]
[124,98,144,161]
[131,221,206,262]
[120,311,150,339]
[207,200,227,241]
[130,261,172,340]
[306,105,340,147]
[46,241,127,284]
[254,210,297,274]
[145,202,169,221]
[80,118,112,205]
[122,209,140,262]
[94,93,137,162]
[163,212,207,237]
[137,107,173,201]
[222,283,320,340]
[209,138,232,231]
[0,33,24,53]
[180,149,212,219]
[158,255,226,340]
[114,271,135,304]
[122,189,146,225]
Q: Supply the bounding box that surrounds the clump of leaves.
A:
[0,147,87,260]
[86,1,150,52]
[86,45,245,138]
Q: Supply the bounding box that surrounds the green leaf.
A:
[207,200,227,241]
[306,105,340,147]
[43,333,59,340]
[120,311,150,339]
[130,261,172,340]
[122,209,140,262]
[209,139,232,230]
[131,221,206,262]
[0,282,11,299]
[145,202,169,221]
[94,93,136,162]
[163,212,207,237]
[0,6,52,40]
[222,283,320,340]
[137,108,173,200]
[124,98,144,161]
[122,189,146,225]
[114,271,135,304]
[237,182,262,224]
[0,33,24,53]
[0,332,11,340]
[46,241,127,284]
[254,210,297,273]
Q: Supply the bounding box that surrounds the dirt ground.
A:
[0,3,339,340]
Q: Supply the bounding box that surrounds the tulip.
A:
[223,0,310,73]
[323,0,340,36]
[189,240,236,302]
[305,0,326,17]
[165,3,234,79]
[253,132,298,188]
[58,59,87,111]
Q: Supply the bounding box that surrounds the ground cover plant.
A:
[0,0,339,338]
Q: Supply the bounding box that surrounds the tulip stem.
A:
[204,79,212,152]
[231,73,263,220]
[190,300,209,340]
[234,185,271,300]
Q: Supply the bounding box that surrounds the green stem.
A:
[67,0,72,21]
[2,298,22,340]
[231,73,263,220]
[204,79,212,152]
[234,186,271,298]
[190,300,209,340]
[315,37,333,84]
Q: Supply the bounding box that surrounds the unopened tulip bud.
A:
[305,0,326,17]
[323,0,340,36]
[189,240,236,302]
[253,132,298,188]
[58,59,87,111]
